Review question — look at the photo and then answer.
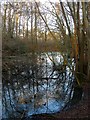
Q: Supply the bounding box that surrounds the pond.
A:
[2,52,77,119]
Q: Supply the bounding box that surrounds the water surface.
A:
[2,52,75,119]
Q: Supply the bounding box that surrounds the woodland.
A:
[1,1,90,119]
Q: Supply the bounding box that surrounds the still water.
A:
[2,52,75,119]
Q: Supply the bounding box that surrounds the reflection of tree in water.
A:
[2,52,75,119]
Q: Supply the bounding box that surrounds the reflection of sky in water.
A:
[2,52,75,118]
[28,99,64,116]
[0,88,2,119]
[0,100,2,118]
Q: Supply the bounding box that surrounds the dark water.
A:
[2,52,76,119]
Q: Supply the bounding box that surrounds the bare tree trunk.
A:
[31,2,33,44]
[60,2,75,58]
[3,4,7,34]
[88,25,90,80]
[26,17,28,39]
[19,14,21,36]
[35,1,57,41]
[45,16,47,42]
[23,22,25,38]
[81,2,88,74]
[60,2,71,37]
[35,3,37,44]
[8,3,12,37]
[26,6,29,40]
[87,2,90,80]
[15,14,18,37]
[77,2,80,55]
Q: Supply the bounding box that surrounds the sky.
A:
[1,0,89,3]
[0,0,90,3]
[0,0,59,2]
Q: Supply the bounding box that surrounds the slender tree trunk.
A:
[23,22,25,38]
[19,15,21,36]
[81,2,88,74]
[25,16,29,40]
[26,6,29,40]
[35,3,37,44]
[8,4,12,37]
[15,14,18,37]
[60,2,71,37]
[3,4,7,34]
[45,16,47,42]
[31,2,33,44]
[88,24,90,80]
[77,2,80,55]
[87,2,90,80]
[35,1,57,41]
